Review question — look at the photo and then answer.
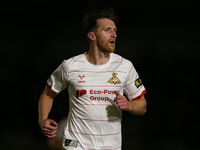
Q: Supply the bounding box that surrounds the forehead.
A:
[96,18,116,28]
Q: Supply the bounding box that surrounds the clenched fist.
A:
[114,91,132,111]
[39,119,58,138]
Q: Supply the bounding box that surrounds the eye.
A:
[105,28,111,31]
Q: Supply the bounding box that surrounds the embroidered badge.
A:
[108,73,121,84]
[135,78,143,88]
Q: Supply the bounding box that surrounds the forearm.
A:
[38,87,55,121]
[38,96,53,121]
[38,87,58,138]
[127,96,147,116]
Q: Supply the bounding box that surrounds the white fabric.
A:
[47,53,146,150]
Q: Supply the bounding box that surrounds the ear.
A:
[87,32,95,42]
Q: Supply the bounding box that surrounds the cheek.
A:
[97,34,109,44]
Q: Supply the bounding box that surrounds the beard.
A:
[96,38,116,53]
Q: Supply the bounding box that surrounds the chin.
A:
[105,46,115,53]
[100,44,115,53]
[109,47,115,53]
[110,49,115,53]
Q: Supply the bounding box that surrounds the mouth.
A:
[109,40,115,45]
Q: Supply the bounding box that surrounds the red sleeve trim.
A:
[46,83,57,94]
[131,90,147,101]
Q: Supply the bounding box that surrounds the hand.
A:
[39,119,58,138]
[114,91,132,111]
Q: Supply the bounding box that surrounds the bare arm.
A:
[126,96,147,115]
[114,91,147,116]
[38,87,58,138]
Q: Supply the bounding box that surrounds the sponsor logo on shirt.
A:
[108,73,121,84]
[76,89,119,101]
[78,74,85,83]
[135,78,143,88]
[90,90,118,101]
[76,90,87,98]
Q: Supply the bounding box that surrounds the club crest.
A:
[108,73,121,84]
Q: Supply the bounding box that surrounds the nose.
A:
[111,30,117,38]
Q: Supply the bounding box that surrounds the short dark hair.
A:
[82,8,118,34]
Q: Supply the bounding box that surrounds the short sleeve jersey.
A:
[47,53,146,150]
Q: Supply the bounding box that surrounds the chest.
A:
[67,70,127,87]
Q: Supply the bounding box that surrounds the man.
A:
[38,8,147,150]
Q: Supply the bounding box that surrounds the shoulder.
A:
[111,53,133,67]
[62,53,85,67]
[57,53,85,74]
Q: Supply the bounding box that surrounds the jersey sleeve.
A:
[123,62,146,101]
[46,61,68,94]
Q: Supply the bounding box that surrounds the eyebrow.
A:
[104,26,117,31]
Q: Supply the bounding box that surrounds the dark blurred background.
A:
[1,0,199,150]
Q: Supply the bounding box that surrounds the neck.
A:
[85,45,110,65]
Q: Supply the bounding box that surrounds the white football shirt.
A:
[46,53,146,150]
